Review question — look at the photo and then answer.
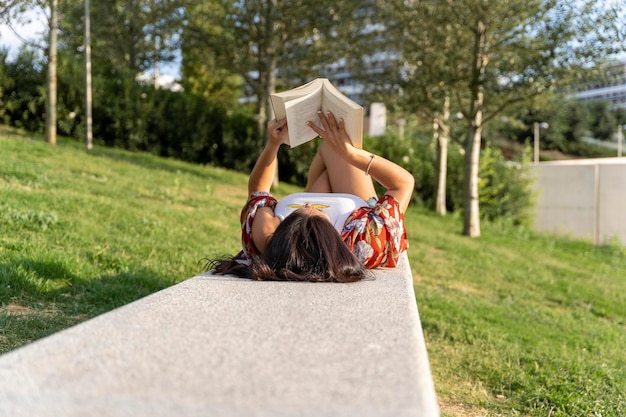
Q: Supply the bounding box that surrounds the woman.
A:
[209,111,414,282]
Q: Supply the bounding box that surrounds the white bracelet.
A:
[365,154,375,176]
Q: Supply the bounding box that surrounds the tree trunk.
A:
[462,120,482,237]
[462,20,488,237]
[85,0,93,150]
[435,96,450,216]
[45,0,58,146]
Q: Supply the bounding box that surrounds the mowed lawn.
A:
[1,127,625,417]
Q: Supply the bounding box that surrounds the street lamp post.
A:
[618,124,625,158]
[533,122,549,164]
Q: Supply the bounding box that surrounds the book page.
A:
[284,89,324,147]
[270,78,363,148]
[270,95,287,120]
[270,79,325,121]
[321,82,363,148]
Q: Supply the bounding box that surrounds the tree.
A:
[0,0,60,145]
[182,0,362,141]
[182,0,365,188]
[607,0,626,54]
[84,0,91,149]
[45,0,57,145]
[178,1,243,107]
[57,0,186,148]
[61,0,185,78]
[0,0,28,20]
[587,101,617,140]
[380,0,622,237]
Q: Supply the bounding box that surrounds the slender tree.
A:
[61,0,185,76]
[44,0,57,145]
[379,0,621,237]
[434,96,451,216]
[1,0,59,145]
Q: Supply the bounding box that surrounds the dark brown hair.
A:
[207,210,366,282]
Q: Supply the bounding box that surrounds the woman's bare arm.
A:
[246,119,288,252]
[308,112,414,213]
[248,118,287,195]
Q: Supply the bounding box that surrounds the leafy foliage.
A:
[0,48,46,132]
[365,132,536,226]
[478,146,535,226]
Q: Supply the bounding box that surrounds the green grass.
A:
[405,215,626,415]
[1,126,625,416]
[0,126,299,351]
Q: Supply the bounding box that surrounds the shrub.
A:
[478,145,535,226]
[0,49,46,132]
[365,132,444,209]
[366,132,535,226]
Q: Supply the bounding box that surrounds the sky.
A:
[0,9,46,59]
[0,9,181,83]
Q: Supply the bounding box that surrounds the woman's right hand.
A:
[267,118,288,147]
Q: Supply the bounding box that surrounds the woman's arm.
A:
[246,118,287,252]
[307,112,414,213]
[248,118,288,195]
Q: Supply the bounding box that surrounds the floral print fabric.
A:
[239,192,278,261]
[239,192,407,268]
[341,194,408,268]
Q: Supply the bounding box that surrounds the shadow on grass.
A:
[0,258,177,354]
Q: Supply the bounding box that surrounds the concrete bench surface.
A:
[0,253,439,417]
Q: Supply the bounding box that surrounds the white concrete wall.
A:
[531,158,626,245]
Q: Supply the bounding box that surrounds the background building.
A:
[576,60,626,109]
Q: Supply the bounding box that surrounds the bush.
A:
[366,132,535,226]
[0,49,535,225]
[478,145,535,226]
[366,132,437,208]
[88,69,259,169]
[0,49,46,132]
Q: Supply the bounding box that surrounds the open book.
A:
[270,78,363,148]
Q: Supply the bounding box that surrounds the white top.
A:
[274,193,369,234]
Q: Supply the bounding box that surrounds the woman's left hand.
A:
[307,111,355,160]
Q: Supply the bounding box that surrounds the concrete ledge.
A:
[0,253,439,417]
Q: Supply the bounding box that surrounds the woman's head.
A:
[209,209,366,282]
[256,209,366,282]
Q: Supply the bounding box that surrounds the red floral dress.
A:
[340,194,408,268]
[238,192,408,268]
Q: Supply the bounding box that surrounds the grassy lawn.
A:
[1,126,625,416]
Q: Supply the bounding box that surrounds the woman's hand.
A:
[309,111,414,213]
[267,118,288,147]
[307,112,356,161]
